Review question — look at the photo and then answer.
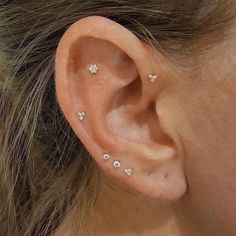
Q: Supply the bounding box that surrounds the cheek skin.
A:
[180,95,236,235]
[176,43,236,235]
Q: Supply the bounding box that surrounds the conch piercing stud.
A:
[89,64,99,74]
[103,153,110,161]
[113,160,121,169]
[76,111,86,121]
[148,74,158,83]
[124,168,133,176]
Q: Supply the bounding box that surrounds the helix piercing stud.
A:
[76,111,86,121]
[89,64,99,74]
[103,153,110,161]
[113,160,121,169]
[148,74,158,83]
[124,168,133,176]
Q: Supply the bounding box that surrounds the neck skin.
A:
[88,182,182,236]
[54,177,202,236]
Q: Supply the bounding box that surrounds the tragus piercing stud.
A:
[103,153,110,161]
[76,111,86,121]
[113,160,121,169]
[89,64,99,74]
[148,74,158,83]
[124,168,133,177]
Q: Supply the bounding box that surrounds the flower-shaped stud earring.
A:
[89,64,99,74]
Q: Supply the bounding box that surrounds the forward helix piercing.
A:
[148,74,158,83]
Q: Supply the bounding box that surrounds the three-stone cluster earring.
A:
[148,74,158,83]
[124,168,133,177]
[77,111,86,121]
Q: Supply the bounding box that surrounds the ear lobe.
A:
[55,16,187,202]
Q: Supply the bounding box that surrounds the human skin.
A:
[54,15,236,236]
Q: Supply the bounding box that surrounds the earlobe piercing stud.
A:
[76,111,86,121]
[101,152,133,177]
[113,162,134,177]
[89,64,99,74]
[103,153,110,161]
[124,168,133,176]
[113,160,121,169]
[148,74,158,83]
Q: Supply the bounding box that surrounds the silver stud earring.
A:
[103,153,110,161]
[113,160,121,169]
[124,168,133,176]
[148,74,158,83]
[89,64,99,74]
[77,111,86,121]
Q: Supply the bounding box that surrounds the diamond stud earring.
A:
[113,160,121,169]
[77,111,86,121]
[89,64,99,74]
[148,74,158,83]
[103,153,110,161]
[124,168,133,176]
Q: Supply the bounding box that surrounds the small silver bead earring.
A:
[89,64,99,74]
[124,168,133,177]
[76,111,86,121]
[148,74,158,83]
[103,153,110,161]
[113,160,121,169]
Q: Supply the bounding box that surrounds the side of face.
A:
[170,26,236,235]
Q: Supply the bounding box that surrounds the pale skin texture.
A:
[54,16,236,236]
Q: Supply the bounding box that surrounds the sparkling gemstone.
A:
[124,168,133,176]
[89,64,99,74]
[113,160,121,169]
[103,153,110,161]
[77,111,86,121]
[148,74,158,83]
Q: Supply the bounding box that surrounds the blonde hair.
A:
[0,1,234,235]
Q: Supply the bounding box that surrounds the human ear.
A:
[55,16,187,201]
